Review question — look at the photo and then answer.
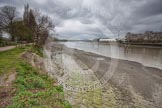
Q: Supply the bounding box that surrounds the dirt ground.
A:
[0,72,16,107]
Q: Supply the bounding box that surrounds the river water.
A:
[59,41,162,70]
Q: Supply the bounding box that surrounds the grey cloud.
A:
[0,0,162,39]
[134,0,162,18]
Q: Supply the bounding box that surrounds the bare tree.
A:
[0,30,2,44]
[35,13,54,47]
[24,7,54,47]
[23,4,29,25]
[0,6,16,41]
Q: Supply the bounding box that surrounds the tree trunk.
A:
[10,20,15,41]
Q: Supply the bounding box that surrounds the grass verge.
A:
[7,61,71,108]
[0,46,72,108]
[0,47,26,75]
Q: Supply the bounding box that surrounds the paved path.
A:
[0,46,15,52]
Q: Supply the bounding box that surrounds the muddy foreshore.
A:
[44,43,162,108]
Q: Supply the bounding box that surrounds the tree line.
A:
[0,4,54,48]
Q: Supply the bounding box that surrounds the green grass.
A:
[0,47,72,108]
[0,45,42,75]
[7,62,71,108]
[0,47,26,75]
[30,46,44,57]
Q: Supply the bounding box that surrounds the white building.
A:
[99,38,116,42]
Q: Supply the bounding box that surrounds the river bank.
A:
[119,42,162,48]
[0,46,71,108]
[45,42,162,108]
[60,41,162,70]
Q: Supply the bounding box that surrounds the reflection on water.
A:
[59,41,162,70]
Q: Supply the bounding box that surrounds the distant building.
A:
[125,31,162,43]
[99,38,116,42]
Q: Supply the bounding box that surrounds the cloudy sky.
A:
[0,0,162,40]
